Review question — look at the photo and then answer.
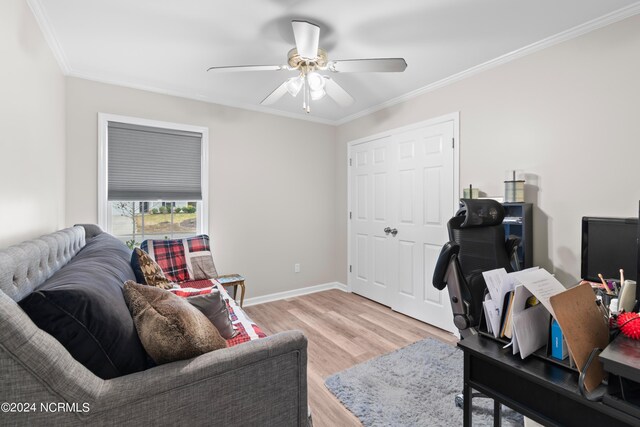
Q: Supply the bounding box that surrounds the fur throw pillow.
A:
[123,281,226,364]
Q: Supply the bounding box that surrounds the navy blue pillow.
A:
[130,247,146,285]
[19,233,150,379]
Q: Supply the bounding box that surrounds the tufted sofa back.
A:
[0,226,86,302]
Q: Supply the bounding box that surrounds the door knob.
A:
[390,228,398,236]
[384,227,391,235]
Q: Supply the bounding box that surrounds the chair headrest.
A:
[459,199,505,228]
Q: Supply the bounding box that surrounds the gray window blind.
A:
[107,121,203,201]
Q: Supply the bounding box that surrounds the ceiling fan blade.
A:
[260,81,289,105]
[327,58,407,73]
[207,64,287,72]
[323,77,354,107]
[292,20,320,60]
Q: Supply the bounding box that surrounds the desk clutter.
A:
[479,267,610,392]
[480,264,640,405]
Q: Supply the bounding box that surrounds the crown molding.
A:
[27,0,70,74]
[67,70,337,126]
[334,2,640,126]
[26,0,640,127]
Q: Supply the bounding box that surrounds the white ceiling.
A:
[31,0,640,124]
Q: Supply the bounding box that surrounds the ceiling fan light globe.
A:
[307,71,325,91]
[310,88,326,101]
[286,77,303,97]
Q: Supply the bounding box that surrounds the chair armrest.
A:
[432,242,460,290]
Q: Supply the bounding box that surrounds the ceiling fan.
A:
[207,20,407,113]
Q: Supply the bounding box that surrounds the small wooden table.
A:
[217,274,246,307]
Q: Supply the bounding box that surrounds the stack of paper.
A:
[482,267,567,359]
[481,267,539,338]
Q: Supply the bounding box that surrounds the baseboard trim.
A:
[243,282,348,307]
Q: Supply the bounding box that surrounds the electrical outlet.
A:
[294,263,300,273]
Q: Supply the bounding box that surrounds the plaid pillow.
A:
[141,235,218,282]
[140,239,189,282]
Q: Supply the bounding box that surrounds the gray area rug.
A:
[325,338,524,427]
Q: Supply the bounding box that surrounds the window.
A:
[98,114,208,246]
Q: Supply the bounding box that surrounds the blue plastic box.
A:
[551,318,568,360]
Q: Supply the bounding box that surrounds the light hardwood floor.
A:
[244,289,458,427]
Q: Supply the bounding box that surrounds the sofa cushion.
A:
[140,235,217,282]
[74,223,104,238]
[188,289,237,339]
[18,233,150,379]
[123,281,227,365]
[131,248,174,290]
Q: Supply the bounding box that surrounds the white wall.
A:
[7,1,639,297]
[336,14,640,286]
[65,78,338,298]
[0,0,66,248]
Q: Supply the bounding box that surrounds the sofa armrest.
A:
[88,330,308,426]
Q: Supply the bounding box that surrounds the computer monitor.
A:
[581,216,638,283]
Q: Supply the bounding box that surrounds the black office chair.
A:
[432,199,521,410]
[432,199,521,339]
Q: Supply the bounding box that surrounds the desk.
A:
[601,335,640,383]
[600,335,640,418]
[458,335,639,427]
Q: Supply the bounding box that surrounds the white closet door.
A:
[349,117,457,334]
[350,136,394,305]
[389,121,455,332]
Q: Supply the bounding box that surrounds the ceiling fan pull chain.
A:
[303,74,309,113]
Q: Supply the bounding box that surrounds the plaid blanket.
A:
[170,279,266,347]
[141,235,218,283]
[141,239,189,283]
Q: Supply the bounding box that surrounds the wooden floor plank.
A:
[244,289,457,427]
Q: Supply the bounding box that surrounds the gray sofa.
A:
[0,226,309,426]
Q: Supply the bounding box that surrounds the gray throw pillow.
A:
[188,290,237,339]
[123,281,226,365]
